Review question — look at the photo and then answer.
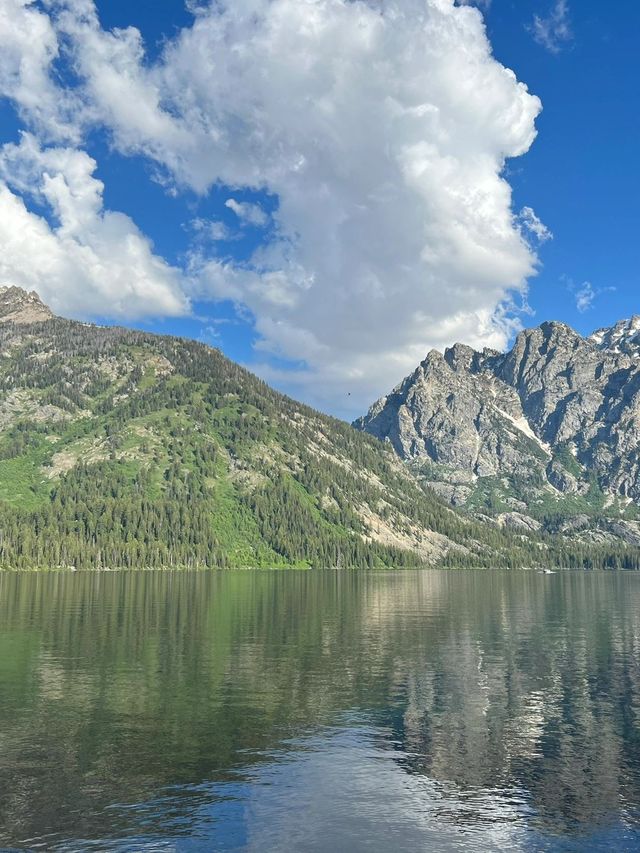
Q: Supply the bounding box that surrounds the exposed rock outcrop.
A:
[0,285,54,324]
[356,318,640,515]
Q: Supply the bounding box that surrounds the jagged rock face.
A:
[355,318,640,506]
[590,316,640,355]
[356,342,549,482]
[0,286,54,324]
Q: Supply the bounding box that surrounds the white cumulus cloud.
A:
[0,0,545,413]
[0,133,189,319]
[0,0,83,141]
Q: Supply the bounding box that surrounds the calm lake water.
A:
[1,570,640,851]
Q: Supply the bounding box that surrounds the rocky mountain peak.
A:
[590,316,640,354]
[0,285,54,324]
[443,343,479,373]
[356,316,640,514]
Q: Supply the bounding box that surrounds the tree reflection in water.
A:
[0,569,639,850]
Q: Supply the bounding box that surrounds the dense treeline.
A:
[0,458,419,570]
[0,317,638,570]
[440,542,640,571]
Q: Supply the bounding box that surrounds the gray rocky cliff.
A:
[355,317,640,515]
[0,285,54,324]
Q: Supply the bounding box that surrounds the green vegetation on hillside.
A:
[0,317,638,570]
[0,320,452,569]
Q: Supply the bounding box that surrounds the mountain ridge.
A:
[356,315,640,543]
[0,285,54,324]
[0,285,502,570]
[0,285,638,569]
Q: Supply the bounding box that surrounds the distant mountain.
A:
[355,319,640,548]
[0,285,524,571]
[590,315,640,355]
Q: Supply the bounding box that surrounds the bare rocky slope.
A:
[355,318,640,547]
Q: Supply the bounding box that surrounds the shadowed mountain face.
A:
[355,320,640,542]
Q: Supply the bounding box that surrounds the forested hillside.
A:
[0,289,474,569]
[0,287,638,570]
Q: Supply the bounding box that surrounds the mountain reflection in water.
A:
[0,569,639,851]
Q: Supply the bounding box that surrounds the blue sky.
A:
[0,0,637,418]
[485,0,640,335]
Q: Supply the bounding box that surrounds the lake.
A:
[1,569,639,851]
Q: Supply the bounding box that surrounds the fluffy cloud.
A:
[0,0,81,140]
[530,1,573,54]
[0,134,189,319]
[1,0,545,412]
[225,198,269,228]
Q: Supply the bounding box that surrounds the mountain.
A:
[590,316,640,355]
[0,284,536,571]
[0,285,54,324]
[0,286,637,570]
[355,319,640,547]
